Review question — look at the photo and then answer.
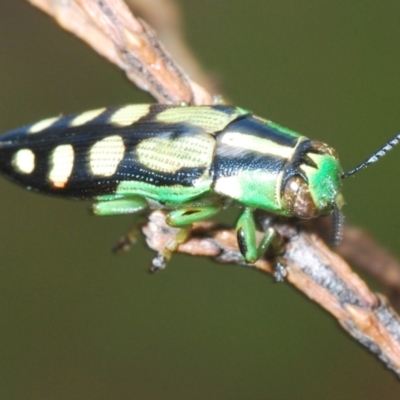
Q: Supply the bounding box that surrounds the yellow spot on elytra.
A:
[28,116,60,134]
[70,108,106,127]
[156,107,243,133]
[49,144,74,188]
[90,135,125,176]
[136,134,215,173]
[109,105,150,127]
[12,149,35,174]
[220,131,295,159]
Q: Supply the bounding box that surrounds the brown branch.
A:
[337,226,400,308]
[27,0,213,105]
[302,217,400,308]
[26,0,400,377]
[126,0,217,93]
[143,211,400,376]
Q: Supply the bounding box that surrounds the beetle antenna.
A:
[342,132,400,178]
[331,204,344,247]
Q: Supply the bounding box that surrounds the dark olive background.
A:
[0,1,400,399]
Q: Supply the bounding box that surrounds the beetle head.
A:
[282,140,344,218]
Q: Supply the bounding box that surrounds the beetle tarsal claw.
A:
[150,241,175,272]
[273,258,287,282]
[150,254,168,273]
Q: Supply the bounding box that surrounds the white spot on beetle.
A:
[220,131,295,159]
[28,116,60,134]
[70,107,106,127]
[89,135,125,176]
[109,105,150,126]
[214,176,242,199]
[12,149,35,174]
[49,144,74,188]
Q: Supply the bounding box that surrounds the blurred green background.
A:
[0,1,400,399]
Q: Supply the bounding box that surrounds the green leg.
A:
[151,226,192,272]
[91,196,148,254]
[151,205,221,272]
[166,205,221,227]
[236,207,277,264]
[92,196,147,216]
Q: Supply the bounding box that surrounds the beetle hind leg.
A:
[91,195,148,254]
[91,195,148,216]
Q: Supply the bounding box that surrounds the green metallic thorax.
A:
[210,115,305,216]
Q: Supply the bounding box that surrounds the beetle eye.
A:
[282,176,318,218]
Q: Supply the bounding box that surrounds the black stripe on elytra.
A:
[0,120,213,199]
[222,116,300,148]
[0,114,214,149]
[0,104,246,140]
[0,104,246,199]
[0,132,122,199]
[211,149,286,181]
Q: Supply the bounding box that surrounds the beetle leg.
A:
[236,207,277,263]
[113,224,141,254]
[166,205,221,226]
[92,196,147,216]
[150,205,222,272]
[273,257,287,282]
[92,196,148,253]
[151,226,192,272]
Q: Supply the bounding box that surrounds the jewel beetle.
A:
[0,104,398,269]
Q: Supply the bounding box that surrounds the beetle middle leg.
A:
[150,205,222,272]
[236,207,278,264]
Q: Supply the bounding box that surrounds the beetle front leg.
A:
[151,205,221,272]
[236,207,277,264]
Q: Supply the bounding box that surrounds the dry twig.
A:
[126,0,217,92]
[26,0,400,377]
[28,0,213,104]
[144,211,400,376]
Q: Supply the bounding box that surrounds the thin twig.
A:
[338,226,400,308]
[26,0,400,377]
[126,0,217,93]
[27,0,213,104]
[143,211,400,376]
